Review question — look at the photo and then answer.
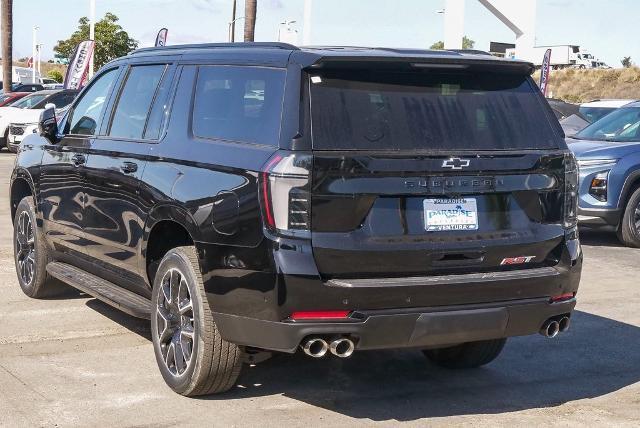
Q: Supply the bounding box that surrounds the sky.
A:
[3,0,639,68]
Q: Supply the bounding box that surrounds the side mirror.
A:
[38,106,59,143]
[44,102,56,110]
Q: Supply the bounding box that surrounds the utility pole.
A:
[37,44,42,75]
[230,0,237,43]
[1,0,12,92]
[89,0,95,79]
[244,0,257,42]
[32,26,38,82]
[302,0,312,45]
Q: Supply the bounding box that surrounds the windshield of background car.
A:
[575,107,640,142]
[309,70,560,151]
[579,106,616,123]
[10,93,48,109]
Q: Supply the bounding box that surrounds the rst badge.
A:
[500,256,536,266]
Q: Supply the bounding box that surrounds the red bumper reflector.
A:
[290,310,351,320]
[550,293,575,303]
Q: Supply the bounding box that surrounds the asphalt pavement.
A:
[1,151,639,427]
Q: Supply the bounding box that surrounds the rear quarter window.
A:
[309,70,561,151]
[191,66,285,146]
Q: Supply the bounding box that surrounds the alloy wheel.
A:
[635,201,640,234]
[15,211,35,286]
[156,268,195,377]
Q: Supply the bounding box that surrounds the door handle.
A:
[71,154,86,166]
[120,161,138,174]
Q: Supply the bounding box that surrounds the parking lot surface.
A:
[1,151,640,427]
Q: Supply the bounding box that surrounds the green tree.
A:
[430,36,475,50]
[53,12,138,70]
[621,56,633,68]
[48,70,64,83]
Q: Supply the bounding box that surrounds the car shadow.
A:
[85,299,151,340]
[199,311,640,421]
[77,301,640,421]
[579,229,624,247]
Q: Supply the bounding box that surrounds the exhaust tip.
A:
[329,338,355,358]
[559,316,571,333]
[541,320,560,338]
[302,338,329,358]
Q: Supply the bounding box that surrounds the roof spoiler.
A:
[304,56,535,75]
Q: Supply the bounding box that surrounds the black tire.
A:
[151,246,243,396]
[13,196,65,298]
[618,186,640,248]
[1,128,8,149]
[423,338,507,369]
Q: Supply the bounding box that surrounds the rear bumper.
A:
[214,297,576,353]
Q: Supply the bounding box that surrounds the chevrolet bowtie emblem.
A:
[442,158,469,169]
[442,158,470,169]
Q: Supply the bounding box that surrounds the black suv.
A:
[10,43,582,396]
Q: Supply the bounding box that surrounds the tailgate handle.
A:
[431,252,485,266]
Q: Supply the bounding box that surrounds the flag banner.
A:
[63,40,95,90]
[155,28,168,47]
[539,48,552,96]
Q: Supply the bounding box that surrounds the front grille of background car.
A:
[9,126,25,136]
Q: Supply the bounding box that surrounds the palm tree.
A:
[244,0,257,42]
[1,0,13,93]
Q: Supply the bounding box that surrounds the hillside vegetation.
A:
[534,67,640,103]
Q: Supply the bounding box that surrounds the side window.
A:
[143,67,175,140]
[192,66,285,146]
[45,92,74,108]
[67,68,118,136]
[109,65,166,139]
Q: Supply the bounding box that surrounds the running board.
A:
[46,262,151,319]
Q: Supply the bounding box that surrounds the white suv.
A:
[579,99,638,123]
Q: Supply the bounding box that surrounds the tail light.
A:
[563,153,578,229]
[260,152,313,237]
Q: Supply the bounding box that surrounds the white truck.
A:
[0,66,43,85]
[505,45,608,70]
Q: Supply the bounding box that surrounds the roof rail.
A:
[448,49,494,56]
[130,42,300,56]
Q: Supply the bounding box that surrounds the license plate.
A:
[424,198,478,231]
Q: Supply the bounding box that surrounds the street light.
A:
[228,16,245,42]
[277,20,298,43]
[37,43,43,75]
[32,26,39,83]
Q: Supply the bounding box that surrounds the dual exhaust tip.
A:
[302,337,355,358]
[540,316,571,338]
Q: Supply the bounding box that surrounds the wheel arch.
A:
[618,170,640,213]
[10,170,36,224]
[142,204,201,287]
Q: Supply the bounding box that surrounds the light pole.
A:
[277,20,298,43]
[302,0,312,45]
[228,17,245,42]
[32,25,38,82]
[89,0,95,79]
[37,43,42,75]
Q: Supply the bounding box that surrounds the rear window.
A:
[309,70,560,151]
[192,66,285,146]
[578,106,615,123]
